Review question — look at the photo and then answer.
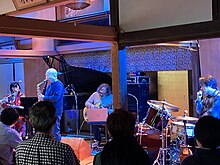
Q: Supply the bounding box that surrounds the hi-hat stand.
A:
[153,103,171,165]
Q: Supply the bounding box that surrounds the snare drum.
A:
[143,107,169,130]
[171,121,195,141]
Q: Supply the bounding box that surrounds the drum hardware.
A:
[169,109,197,164]
[153,102,172,165]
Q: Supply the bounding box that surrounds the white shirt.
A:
[0,122,22,165]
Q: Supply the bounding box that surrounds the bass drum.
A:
[136,124,161,164]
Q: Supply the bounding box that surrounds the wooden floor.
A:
[80,156,94,165]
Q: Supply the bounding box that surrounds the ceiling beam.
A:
[0,15,117,42]
[119,21,220,47]
[0,49,57,58]
[6,0,71,16]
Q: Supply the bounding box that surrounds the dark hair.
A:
[195,116,220,149]
[29,101,56,133]
[0,108,19,125]
[107,109,136,138]
[97,83,112,96]
[199,75,217,89]
[10,82,21,93]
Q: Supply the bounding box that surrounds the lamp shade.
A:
[65,0,91,10]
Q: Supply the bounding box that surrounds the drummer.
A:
[195,75,220,119]
[0,82,26,138]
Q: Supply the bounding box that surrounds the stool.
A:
[87,121,108,148]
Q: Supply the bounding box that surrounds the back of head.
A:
[195,116,220,149]
[199,75,217,89]
[30,101,56,133]
[107,109,136,138]
[0,108,19,126]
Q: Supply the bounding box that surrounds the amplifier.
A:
[127,76,150,84]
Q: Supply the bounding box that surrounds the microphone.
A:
[66,84,75,91]
[37,79,46,87]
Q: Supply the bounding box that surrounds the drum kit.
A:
[137,100,199,165]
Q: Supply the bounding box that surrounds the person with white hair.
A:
[37,68,65,141]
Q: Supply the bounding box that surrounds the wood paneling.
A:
[199,38,220,88]
[158,71,189,117]
[24,59,48,96]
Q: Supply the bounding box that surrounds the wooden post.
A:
[111,42,127,110]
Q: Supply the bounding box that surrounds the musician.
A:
[195,75,220,119]
[85,83,113,148]
[0,82,26,138]
[37,68,65,142]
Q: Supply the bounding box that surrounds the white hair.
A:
[46,68,57,82]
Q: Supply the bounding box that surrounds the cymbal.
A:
[171,116,199,121]
[147,100,180,112]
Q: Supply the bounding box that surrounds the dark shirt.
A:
[44,80,64,116]
[195,90,220,119]
[181,148,220,165]
[16,133,79,165]
[94,136,150,165]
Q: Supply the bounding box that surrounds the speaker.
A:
[62,109,77,133]
[61,137,91,161]
[127,84,150,122]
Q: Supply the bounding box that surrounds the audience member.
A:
[181,116,220,165]
[93,109,150,165]
[0,108,22,165]
[16,101,79,165]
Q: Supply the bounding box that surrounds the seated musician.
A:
[85,83,113,148]
[0,82,26,138]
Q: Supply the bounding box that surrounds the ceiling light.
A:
[65,0,91,10]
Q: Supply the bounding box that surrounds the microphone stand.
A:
[128,93,139,122]
[71,89,79,136]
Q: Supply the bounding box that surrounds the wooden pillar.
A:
[111,42,127,110]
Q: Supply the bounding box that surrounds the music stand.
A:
[20,97,38,139]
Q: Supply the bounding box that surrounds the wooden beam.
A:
[111,43,127,110]
[119,21,220,47]
[0,49,57,58]
[6,0,71,16]
[0,15,117,42]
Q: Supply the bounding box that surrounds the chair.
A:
[80,107,108,148]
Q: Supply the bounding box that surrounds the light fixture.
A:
[65,0,91,10]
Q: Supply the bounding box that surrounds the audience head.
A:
[0,108,19,126]
[10,81,21,93]
[199,75,217,89]
[195,116,220,149]
[29,101,56,133]
[97,83,112,97]
[45,68,58,83]
[107,109,136,138]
